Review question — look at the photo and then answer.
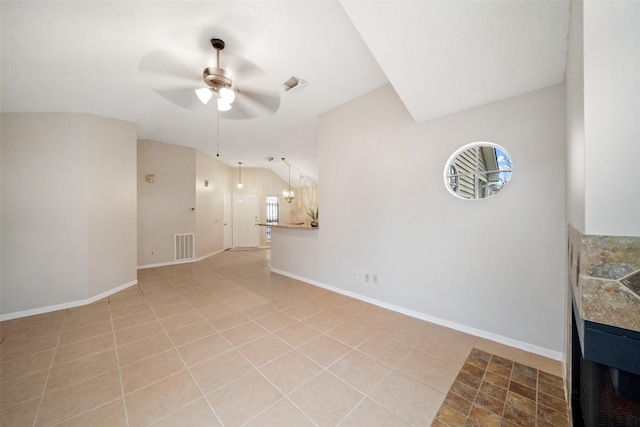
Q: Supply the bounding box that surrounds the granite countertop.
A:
[580,276,640,332]
[257,223,318,230]
[571,228,640,333]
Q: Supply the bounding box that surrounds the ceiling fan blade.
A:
[219,99,257,120]
[153,87,203,110]
[232,88,280,118]
[139,50,200,82]
[243,89,280,112]
[219,89,280,120]
[222,52,264,81]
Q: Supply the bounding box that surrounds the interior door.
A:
[232,194,258,248]
[223,191,232,250]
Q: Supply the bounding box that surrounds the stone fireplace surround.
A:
[568,226,640,426]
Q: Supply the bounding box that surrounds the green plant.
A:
[307,207,319,221]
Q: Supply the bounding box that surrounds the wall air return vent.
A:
[282,76,308,93]
[175,233,194,261]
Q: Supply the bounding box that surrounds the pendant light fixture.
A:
[281,158,295,203]
[237,162,243,189]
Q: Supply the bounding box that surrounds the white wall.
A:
[583,0,640,236]
[86,115,137,297]
[272,83,567,356]
[195,150,229,258]
[137,139,196,266]
[565,0,585,233]
[1,113,137,316]
[138,139,235,266]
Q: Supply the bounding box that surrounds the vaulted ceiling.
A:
[0,1,570,184]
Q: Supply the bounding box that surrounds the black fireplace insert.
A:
[572,300,640,426]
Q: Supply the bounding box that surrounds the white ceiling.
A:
[0,1,570,184]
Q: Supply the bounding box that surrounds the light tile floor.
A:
[1,249,564,426]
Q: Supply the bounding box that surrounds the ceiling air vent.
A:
[282,76,308,93]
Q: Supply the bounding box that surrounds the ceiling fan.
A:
[195,38,237,111]
[140,37,280,120]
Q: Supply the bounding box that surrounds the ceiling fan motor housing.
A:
[203,67,232,92]
[211,38,225,50]
[203,38,232,93]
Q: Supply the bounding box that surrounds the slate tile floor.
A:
[1,249,565,426]
[432,349,569,426]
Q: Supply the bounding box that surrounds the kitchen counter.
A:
[258,223,318,230]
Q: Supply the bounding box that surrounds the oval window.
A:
[444,142,512,200]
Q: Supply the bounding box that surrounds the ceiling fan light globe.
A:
[217,101,232,111]
[195,88,212,104]
[219,87,236,104]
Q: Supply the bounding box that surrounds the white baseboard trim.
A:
[4,248,229,319]
[195,249,225,262]
[137,249,225,270]
[271,268,563,361]
[0,280,138,321]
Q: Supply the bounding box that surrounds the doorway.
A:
[232,193,258,248]
[223,191,232,250]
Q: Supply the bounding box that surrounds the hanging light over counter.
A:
[237,162,243,189]
[281,158,295,203]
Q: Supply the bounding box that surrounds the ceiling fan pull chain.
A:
[216,107,220,157]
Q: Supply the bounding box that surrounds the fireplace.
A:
[571,302,640,426]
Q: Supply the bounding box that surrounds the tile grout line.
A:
[182,266,446,426]
[109,297,131,427]
[296,306,451,424]
[366,346,448,425]
[144,270,227,427]
[7,307,115,426]
[212,305,364,426]
[29,308,67,427]
[187,266,282,410]
[217,316,319,426]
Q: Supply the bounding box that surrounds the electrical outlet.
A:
[365,273,370,283]
[353,272,358,279]
[373,275,378,284]
[151,250,155,255]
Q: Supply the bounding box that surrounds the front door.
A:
[223,191,232,250]
[232,194,258,248]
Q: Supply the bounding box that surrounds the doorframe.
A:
[232,193,259,248]
[223,191,232,250]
